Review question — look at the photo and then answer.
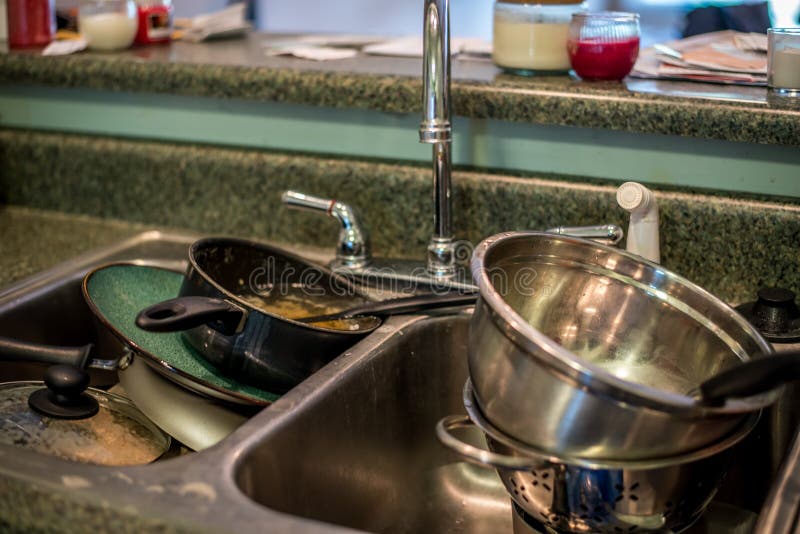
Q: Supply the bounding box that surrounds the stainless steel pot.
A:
[469,231,777,460]
[436,380,760,533]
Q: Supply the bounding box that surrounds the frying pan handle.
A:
[436,415,546,471]
[346,292,477,318]
[699,351,800,406]
[136,297,247,336]
[0,336,93,368]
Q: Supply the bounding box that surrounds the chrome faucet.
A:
[281,0,624,292]
[420,0,455,278]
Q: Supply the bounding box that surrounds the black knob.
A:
[757,288,797,306]
[28,365,99,420]
[752,288,800,335]
[44,364,90,402]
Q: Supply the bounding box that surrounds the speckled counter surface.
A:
[1,129,798,304]
[1,33,798,146]
[0,206,150,288]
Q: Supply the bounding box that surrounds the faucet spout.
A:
[420,0,452,144]
[421,0,455,278]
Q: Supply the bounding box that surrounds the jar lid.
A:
[497,0,585,5]
[0,381,170,466]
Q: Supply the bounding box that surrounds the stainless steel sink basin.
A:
[234,312,514,533]
[0,231,790,533]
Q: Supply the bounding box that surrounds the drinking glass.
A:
[567,12,640,81]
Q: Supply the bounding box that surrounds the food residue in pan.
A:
[236,292,371,331]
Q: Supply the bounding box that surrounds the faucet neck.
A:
[421,0,455,277]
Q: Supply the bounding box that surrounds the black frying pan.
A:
[135,237,477,393]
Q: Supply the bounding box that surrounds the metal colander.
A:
[469,232,776,461]
[435,380,760,533]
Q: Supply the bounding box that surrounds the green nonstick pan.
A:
[0,264,279,450]
[84,263,279,406]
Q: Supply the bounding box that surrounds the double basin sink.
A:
[0,231,781,533]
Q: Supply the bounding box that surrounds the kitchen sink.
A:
[0,231,794,533]
[234,312,513,533]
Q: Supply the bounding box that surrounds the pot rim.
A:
[470,231,779,416]
[463,378,760,469]
[188,236,380,336]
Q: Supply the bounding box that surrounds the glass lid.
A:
[0,381,170,466]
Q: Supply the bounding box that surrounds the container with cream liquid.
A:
[493,0,586,75]
[79,0,138,51]
[768,28,800,96]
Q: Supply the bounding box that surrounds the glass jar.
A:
[78,0,138,51]
[7,0,55,48]
[567,12,641,81]
[134,0,173,45]
[768,28,800,96]
[493,0,587,75]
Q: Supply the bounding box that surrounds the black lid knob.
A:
[28,365,99,420]
[752,288,800,336]
[757,288,796,307]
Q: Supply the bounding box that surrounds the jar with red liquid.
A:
[567,12,640,81]
[134,0,172,45]
[7,0,56,48]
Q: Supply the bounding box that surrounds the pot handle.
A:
[435,415,545,471]
[699,350,800,406]
[0,336,93,368]
[136,297,246,336]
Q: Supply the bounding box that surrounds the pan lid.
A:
[0,366,170,466]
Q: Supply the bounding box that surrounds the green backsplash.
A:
[1,129,797,304]
[1,85,799,198]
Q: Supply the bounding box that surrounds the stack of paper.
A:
[631,31,768,85]
[175,3,251,43]
[263,35,492,62]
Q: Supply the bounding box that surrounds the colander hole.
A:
[615,495,624,503]
[615,484,624,491]
[522,494,529,503]
[542,473,550,479]
[615,527,624,532]
[543,484,551,492]
[520,485,525,491]
[629,483,640,490]
[580,504,589,512]
[594,506,604,513]
[579,514,589,520]
[629,527,638,532]
[629,495,639,501]
[511,479,517,487]
[532,481,539,487]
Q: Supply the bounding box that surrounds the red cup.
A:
[7,0,55,48]
[567,12,641,81]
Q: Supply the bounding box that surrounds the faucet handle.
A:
[282,191,371,269]
[282,190,336,213]
[546,224,625,246]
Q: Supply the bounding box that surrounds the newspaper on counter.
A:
[631,30,768,85]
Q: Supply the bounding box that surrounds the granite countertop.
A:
[1,33,799,147]
[0,206,146,288]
